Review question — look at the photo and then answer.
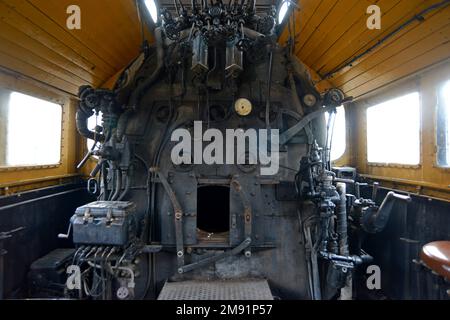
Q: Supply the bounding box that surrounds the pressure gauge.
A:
[303,94,317,107]
[234,98,252,116]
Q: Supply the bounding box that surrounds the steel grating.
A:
[157,279,274,300]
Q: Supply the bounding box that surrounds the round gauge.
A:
[303,94,317,107]
[234,98,252,116]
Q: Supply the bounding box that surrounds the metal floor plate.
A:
[157,279,274,300]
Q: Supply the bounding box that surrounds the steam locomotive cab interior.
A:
[0,0,449,301]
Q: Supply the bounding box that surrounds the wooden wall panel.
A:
[0,69,80,194]
[346,61,450,200]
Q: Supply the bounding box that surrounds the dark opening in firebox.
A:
[197,186,230,236]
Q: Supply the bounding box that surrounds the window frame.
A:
[435,79,450,169]
[0,88,64,172]
[364,90,423,169]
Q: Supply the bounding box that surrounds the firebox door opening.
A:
[197,186,230,243]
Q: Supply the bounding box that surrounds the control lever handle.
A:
[0,227,25,241]
[372,182,379,201]
[354,182,368,199]
[58,223,72,239]
[362,191,411,233]
[77,150,93,170]
[76,141,98,170]
[389,192,412,202]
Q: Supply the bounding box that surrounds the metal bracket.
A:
[230,177,253,256]
[151,167,185,268]
[178,237,252,274]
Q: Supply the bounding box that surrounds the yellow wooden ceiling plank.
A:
[295,0,339,55]
[297,0,360,59]
[319,0,442,75]
[303,0,381,69]
[347,0,442,59]
[332,7,450,87]
[0,1,114,81]
[341,23,450,93]
[345,42,450,98]
[90,1,142,70]
[118,0,155,43]
[39,0,136,67]
[24,0,123,70]
[0,20,100,85]
[69,0,141,66]
[0,51,79,95]
[0,0,114,75]
[0,34,89,88]
[280,0,322,46]
[296,0,324,38]
[329,6,448,82]
[79,0,149,69]
[107,0,143,48]
[313,0,403,73]
[119,0,142,23]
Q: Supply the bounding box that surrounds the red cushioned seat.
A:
[420,241,450,279]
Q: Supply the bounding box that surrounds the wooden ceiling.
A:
[282,0,450,98]
[0,0,145,95]
[0,0,449,99]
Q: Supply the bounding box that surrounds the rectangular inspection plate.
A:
[157,279,274,300]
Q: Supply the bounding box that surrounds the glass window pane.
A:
[437,80,450,167]
[86,112,102,153]
[0,90,62,167]
[367,92,420,165]
[325,106,346,161]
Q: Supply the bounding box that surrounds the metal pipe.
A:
[110,169,122,201]
[129,27,164,109]
[288,72,304,117]
[118,165,133,201]
[336,183,348,256]
[280,105,336,145]
[108,165,117,201]
[90,159,104,178]
[243,27,264,40]
[76,108,103,142]
[265,51,273,129]
[336,182,352,300]
[116,109,133,142]
[117,174,129,201]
